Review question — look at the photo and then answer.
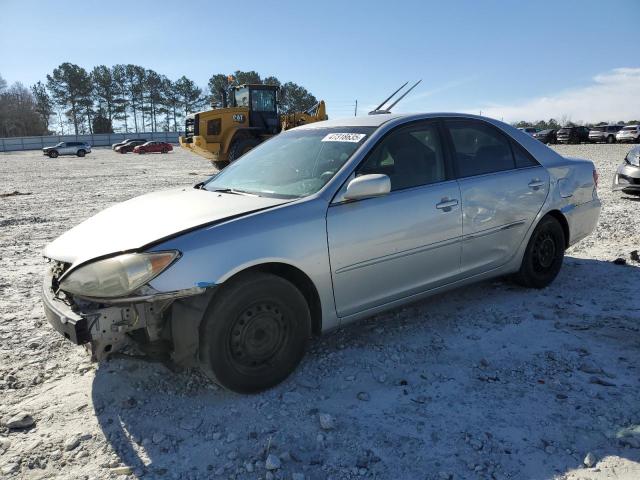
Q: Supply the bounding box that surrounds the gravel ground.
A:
[0,144,639,480]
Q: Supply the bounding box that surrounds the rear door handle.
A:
[436,198,459,211]
[528,179,544,189]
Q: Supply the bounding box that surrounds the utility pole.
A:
[354,100,358,117]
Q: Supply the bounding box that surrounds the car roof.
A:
[295,112,514,130]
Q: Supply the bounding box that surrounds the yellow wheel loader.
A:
[179,84,327,166]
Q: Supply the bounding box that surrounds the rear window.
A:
[622,126,637,131]
[591,127,605,132]
[558,128,570,133]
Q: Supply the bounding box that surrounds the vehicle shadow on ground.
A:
[91,256,640,478]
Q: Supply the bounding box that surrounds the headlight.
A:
[626,151,640,167]
[59,251,179,298]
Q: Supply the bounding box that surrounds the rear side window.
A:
[358,122,447,191]
[445,120,515,177]
[512,141,538,168]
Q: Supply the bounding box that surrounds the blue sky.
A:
[1,0,638,122]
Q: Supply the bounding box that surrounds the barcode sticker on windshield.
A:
[321,133,366,143]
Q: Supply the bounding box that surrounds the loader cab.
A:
[230,84,280,135]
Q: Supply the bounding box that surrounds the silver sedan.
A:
[41,113,601,392]
[612,145,640,195]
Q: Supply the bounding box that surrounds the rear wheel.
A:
[138,149,145,154]
[199,273,311,393]
[48,151,58,158]
[228,137,261,162]
[161,148,168,154]
[606,135,615,144]
[77,149,86,157]
[514,215,565,289]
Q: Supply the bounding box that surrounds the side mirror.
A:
[344,174,391,201]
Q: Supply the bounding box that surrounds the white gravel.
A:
[0,144,639,479]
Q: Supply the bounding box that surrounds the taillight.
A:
[593,168,599,189]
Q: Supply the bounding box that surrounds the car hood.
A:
[44,187,289,266]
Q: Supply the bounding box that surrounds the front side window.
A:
[204,127,375,199]
[446,120,515,177]
[358,122,446,191]
[234,87,249,107]
[251,89,276,112]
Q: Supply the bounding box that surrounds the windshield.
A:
[234,87,249,107]
[204,127,375,199]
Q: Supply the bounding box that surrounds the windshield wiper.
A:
[209,188,260,196]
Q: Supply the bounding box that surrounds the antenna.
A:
[369,82,408,114]
[385,80,422,110]
[368,80,422,115]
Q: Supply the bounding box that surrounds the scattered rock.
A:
[0,437,10,453]
[64,434,81,451]
[357,391,370,402]
[1,463,19,475]
[110,466,133,475]
[244,461,254,473]
[583,452,597,468]
[318,413,336,430]
[630,250,639,262]
[4,412,34,429]
[152,432,166,444]
[0,191,31,198]
[292,473,305,480]
[613,257,626,265]
[265,453,281,470]
[578,362,603,374]
[589,376,616,387]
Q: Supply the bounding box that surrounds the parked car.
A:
[133,141,173,154]
[115,140,147,154]
[42,142,91,158]
[533,129,557,144]
[517,127,538,136]
[41,113,601,393]
[612,145,640,195]
[556,126,590,144]
[588,125,623,144]
[616,125,640,143]
[112,138,146,151]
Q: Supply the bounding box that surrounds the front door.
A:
[444,119,549,275]
[327,121,462,317]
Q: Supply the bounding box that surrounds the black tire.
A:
[227,137,261,162]
[161,148,168,154]
[606,135,615,144]
[199,272,311,393]
[77,149,86,157]
[213,160,230,170]
[514,215,565,289]
[138,149,145,154]
[48,150,58,158]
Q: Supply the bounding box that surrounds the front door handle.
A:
[436,198,459,211]
[528,179,544,189]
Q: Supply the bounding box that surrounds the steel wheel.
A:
[227,301,291,375]
[199,272,311,393]
[514,215,565,289]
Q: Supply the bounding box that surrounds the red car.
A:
[133,141,173,154]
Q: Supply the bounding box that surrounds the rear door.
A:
[444,119,549,276]
[327,120,462,317]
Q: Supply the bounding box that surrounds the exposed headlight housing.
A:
[59,251,179,298]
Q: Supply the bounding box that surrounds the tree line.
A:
[0,66,318,138]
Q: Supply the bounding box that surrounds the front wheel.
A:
[199,272,311,393]
[48,151,59,158]
[161,148,168,154]
[138,149,145,154]
[227,137,261,162]
[514,215,565,289]
[77,149,86,157]
[606,135,615,144]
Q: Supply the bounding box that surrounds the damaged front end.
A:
[42,256,212,367]
[612,146,640,194]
